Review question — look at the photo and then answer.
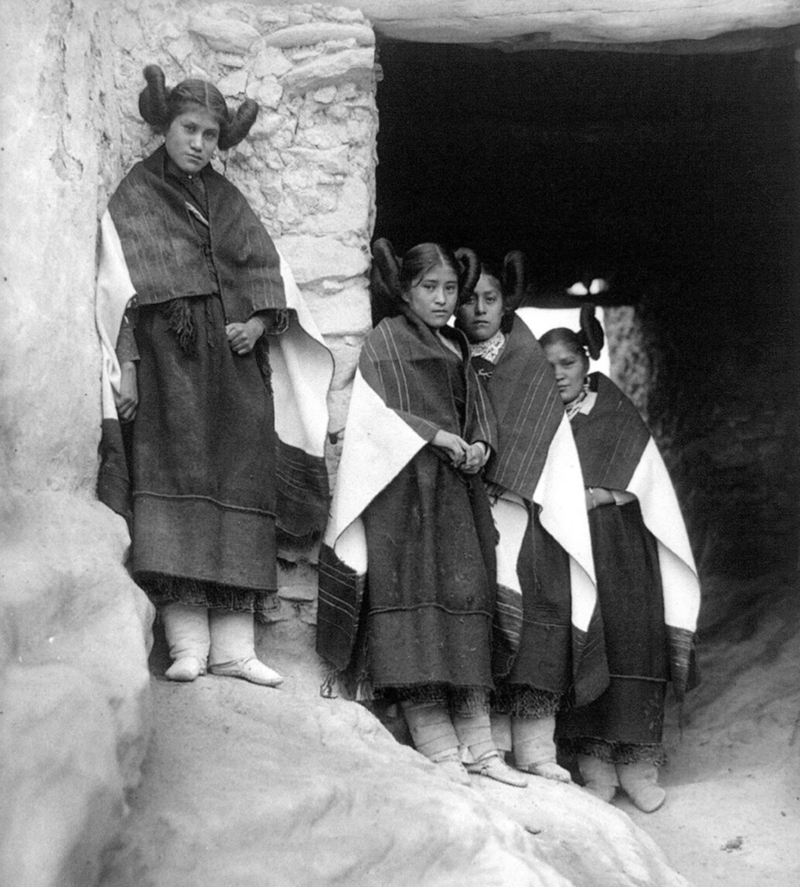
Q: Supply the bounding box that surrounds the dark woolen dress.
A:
[108,148,286,616]
[131,293,277,613]
[318,309,498,712]
[556,375,671,764]
[469,319,575,719]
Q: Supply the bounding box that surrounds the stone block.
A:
[280,48,376,94]
[253,46,293,79]
[166,34,194,65]
[284,145,350,174]
[188,16,260,54]
[265,23,374,48]
[327,7,368,24]
[257,8,290,28]
[288,9,313,25]
[217,69,249,98]
[294,123,342,150]
[218,52,246,69]
[307,176,371,237]
[313,85,338,104]
[248,111,292,143]
[276,235,370,283]
[303,284,371,338]
[254,76,283,110]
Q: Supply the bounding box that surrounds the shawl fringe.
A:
[161,297,197,355]
[491,685,564,719]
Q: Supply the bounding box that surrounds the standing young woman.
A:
[96,66,332,686]
[317,239,525,787]
[540,323,700,812]
[455,253,599,782]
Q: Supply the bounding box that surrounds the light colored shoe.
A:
[617,762,666,813]
[165,656,206,682]
[466,752,529,788]
[434,758,471,786]
[526,761,573,783]
[578,754,618,803]
[209,657,284,687]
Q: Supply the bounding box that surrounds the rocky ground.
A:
[97,571,800,887]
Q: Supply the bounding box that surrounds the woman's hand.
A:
[116,361,138,422]
[226,317,265,355]
[461,441,489,475]
[432,430,469,467]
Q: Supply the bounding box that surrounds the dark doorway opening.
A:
[373,39,800,584]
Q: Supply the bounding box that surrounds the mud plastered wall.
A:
[97,0,379,620]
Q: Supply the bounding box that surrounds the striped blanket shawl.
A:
[95,154,333,546]
[482,317,602,704]
[574,373,701,698]
[316,310,496,674]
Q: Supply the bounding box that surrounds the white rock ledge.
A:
[0,492,154,887]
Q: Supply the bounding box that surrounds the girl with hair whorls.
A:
[96,66,332,686]
[316,239,527,787]
[455,252,599,783]
[540,318,701,812]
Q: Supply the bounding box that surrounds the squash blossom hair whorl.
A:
[370,239,474,325]
[453,247,480,305]
[457,248,525,333]
[138,64,259,150]
[501,250,526,313]
[369,238,403,325]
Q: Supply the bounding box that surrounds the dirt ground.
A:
[100,570,800,887]
[630,570,800,886]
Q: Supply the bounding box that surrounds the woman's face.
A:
[456,273,504,342]
[164,107,220,174]
[402,263,459,328]
[543,341,589,404]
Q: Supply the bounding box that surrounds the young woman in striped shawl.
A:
[541,323,700,812]
[317,240,526,787]
[96,67,332,686]
[455,254,599,783]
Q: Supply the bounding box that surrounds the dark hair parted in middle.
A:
[138,64,258,151]
[369,238,479,326]
[539,305,605,361]
[462,250,527,313]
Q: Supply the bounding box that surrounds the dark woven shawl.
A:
[571,373,651,490]
[108,145,285,322]
[482,317,564,501]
